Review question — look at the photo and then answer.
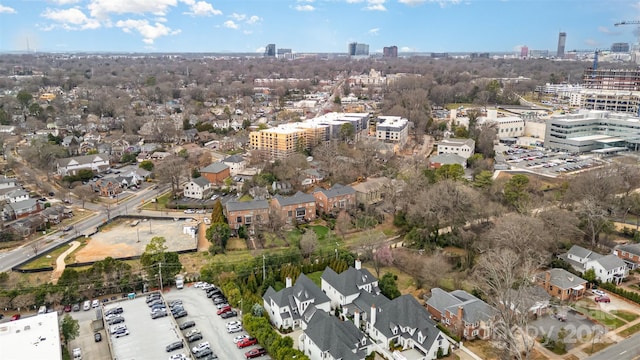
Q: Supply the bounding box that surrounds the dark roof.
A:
[273,191,315,207]
[617,243,640,257]
[350,289,390,316]
[304,311,367,360]
[541,268,587,289]
[226,200,269,212]
[263,273,330,314]
[314,184,355,198]
[200,162,229,174]
[429,153,466,165]
[57,154,108,167]
[191,177,211,187]
[375,295,444,351]
[223,154,245,164]
[321,265,378,298]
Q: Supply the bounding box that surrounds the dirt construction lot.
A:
[75,218,199,262]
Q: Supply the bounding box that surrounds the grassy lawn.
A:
[611,310,639,322]
[574,305,626,329]
[582,341,614,355]
[263,233,290,248]
[619,322,640,337]
[21,244,74,270]
[306,271,323,287]
[226,237,248,251]
[142,192,171,210]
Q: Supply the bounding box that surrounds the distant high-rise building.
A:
[264,44,276,57]
[348,42,369,56]
[520,45,529,59]
[557,32,566,59]
[383,46,398,58]
[611,42,630,53]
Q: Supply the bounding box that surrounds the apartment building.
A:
[374,116,409,147]
[579,68,640,115]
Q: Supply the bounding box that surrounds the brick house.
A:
[200,162,230,185]
[313,184,356,215]
[426,288,495,341]
[92,178,123,197]
[614,243,640,270]
[535,268,587,301]
[225,200,270,230]
[2,199,42,221]
[272,191,316,224]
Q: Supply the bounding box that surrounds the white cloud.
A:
[399,0,461,6]
[182,0,222,16]
[246,15,260,24]
[398,0,425,5]
[365,0,386,11]
[88,0,178,19]
[230,13,246,21]
[41,7,101,30]
[243,30,253,35]
[368,28,379,35]
[50,0,81,4]
[223,20,238,29]
[255,46,265,53]
[295,4,315,11]
[346,0,363,3]
[0,4,17,13]
[400,46,414,52]
[115,19,179,43]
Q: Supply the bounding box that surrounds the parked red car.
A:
[64,304,72,312]
[217,305,231,315]
[245,347,267,359]
[10,314,20,321]
[237,337,258,348]
[595,296,611,303]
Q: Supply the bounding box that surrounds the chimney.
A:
[286,277,292,288]
[370,304,376,327]
[457,306,463,321]
[354,310,360,329]
[355,259,361,270]
[545,270,551,287]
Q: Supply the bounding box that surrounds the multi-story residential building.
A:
[436,138,475,159]
[544,110,640,153]
[312,184,356,215]
[374,116,409,148]
[250,126,309,160]
[199,162,230,185]
[426,288,495,341]
[578,68,640,115]
[321,260,379,308]
[535,268,587,301]
[225,200,270,230]
[272,191,316,224]
[222,155,247,176]
[183,177,213,200]
[56,154,110,176]
[383,46,398,58]
[299,310,370,360]
[264,43,276,57]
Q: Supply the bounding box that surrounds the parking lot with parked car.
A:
[163,284,271,360]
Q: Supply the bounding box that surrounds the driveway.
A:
[528,309,601,350]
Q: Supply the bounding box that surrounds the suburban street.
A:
[584,332,640,360]
[0,184,169,272]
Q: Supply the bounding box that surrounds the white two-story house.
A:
[56,154,110,176]
[559,245,627,284]
[299,310,370,360]
[436,138,475,160]
[321,260,379,308]
[183,177,213,200]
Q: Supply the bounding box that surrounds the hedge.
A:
[243,314,310,360]
[600,282,640,304]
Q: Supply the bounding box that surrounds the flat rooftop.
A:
[568,134,612,141]
[0,312,62,360]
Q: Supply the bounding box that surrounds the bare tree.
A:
[11,293,35,311]
[73,185,97,208]
[335,210,352,240]
[30,241,44,257]
[393,249,452,290]
[299,230,318,259]
[372,245,394,278]
[155,155,188,198]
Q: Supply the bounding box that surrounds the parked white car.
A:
[593,289,606,297]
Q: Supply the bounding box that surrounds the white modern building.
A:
[183,177,213,200]
[374,116,409,148]
[436,138,475,159]
[0,312,62,360]
[481,110,525,139]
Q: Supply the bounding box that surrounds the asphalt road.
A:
[0,185,169,272]
[585,332,640,360]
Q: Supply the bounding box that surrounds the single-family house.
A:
[351,177,390,206]
[225,200,270,230]
[535,268,587,301]
[8,216,46,237]
[428,153,467,169]
[222,155,247,176]
[56,154,110,176]
[184,177,213,200]
[6,189,30,203]
[559,245,627,284]
[40,205,73,225]
[426,288,495,340]
[321,260,379,308]
[200,162,230,185]
[272,191,317,224]
[0,177,18,189]
[263,274,331,330]
[92,178,122,197]
[302,169,324,186]
[313,184,356,215]
[365,295,450,360]
[614,243,640,270]
[436,138,475,160]
[2,198,42,221]
[299,310,370,360]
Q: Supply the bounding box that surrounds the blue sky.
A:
[0,0,639,53]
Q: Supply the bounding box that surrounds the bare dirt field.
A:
[74,218,199,262]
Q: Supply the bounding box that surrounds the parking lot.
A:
[66,305,111,360]
[497,145,604,177]
[163,285,272,360]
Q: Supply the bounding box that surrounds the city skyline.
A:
[0,0,638,54]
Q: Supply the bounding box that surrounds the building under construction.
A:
[582,68,640,91]
[579,68,640,115]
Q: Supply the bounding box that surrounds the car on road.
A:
[184,209,196,214]
[220,310,238,319]
[237,337,258,348]
[196,209,206,214]
[187,333,203,343]
[94,332,102,342]
[217,306,231,315]
[244,347,267,359]
[233,334,250,344]
[63,225,73,232]
[595,296,611,303]
[179,320,196,330]
[166,341,184,352]
[191,342,210,354]
[593,289,606,297]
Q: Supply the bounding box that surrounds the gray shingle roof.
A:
[429,153,466,165]
[57,154,108,167]
[200,162,229,174]
[223,154,244,164]
[314,184,355,198]
[192,176,211,187]
[226,200,269,212]
[617,243,640,257]
[594,254,626,271]
[567,245,595,260]
[263,273,330,313]
[321,266,377,298]
[544,268,587,289]
[438,138,475,147]
[428,288,495,324]
[304,311,367,360]
[273,191,315,207]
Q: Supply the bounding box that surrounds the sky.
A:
[0,0,639,54]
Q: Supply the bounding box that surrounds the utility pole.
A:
[159,262,163,292]
[262,255,266,281]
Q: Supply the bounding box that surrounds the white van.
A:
[38,306,47,315]
[83,300,91,311]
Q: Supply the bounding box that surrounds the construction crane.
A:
[568,49,602,70]
[614,21,640,49]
